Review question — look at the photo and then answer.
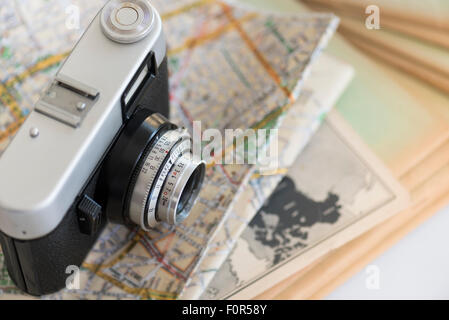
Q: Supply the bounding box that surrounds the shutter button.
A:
[116,7,139,26]
[100,0,155,44]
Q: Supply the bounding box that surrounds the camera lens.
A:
[103,111,205,230]
[128,128,205,229]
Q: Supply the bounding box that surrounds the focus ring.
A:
[143,139,191,228]
[128,129,190,229]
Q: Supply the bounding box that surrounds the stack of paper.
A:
[257,32,449,298]
[229,0,449,299]
[302,0,449,94]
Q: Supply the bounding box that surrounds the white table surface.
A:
[326,204,449,300]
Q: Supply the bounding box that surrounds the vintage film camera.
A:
[0,0,205,296]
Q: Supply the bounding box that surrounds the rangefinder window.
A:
[121,50,158,119]
[126,64,149,106]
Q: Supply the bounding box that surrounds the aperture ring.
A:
[143,139,191,228]
[157,155,202,225]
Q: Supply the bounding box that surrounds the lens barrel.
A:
[129,128,205,229]
[103,109,205,229]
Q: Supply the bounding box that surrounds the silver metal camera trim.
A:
[35,75,100,128]
[128,129,191,229]
[100,0,155,44]
[157,155,205,225]
[0,0,166,240]
[143,139,192,228]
